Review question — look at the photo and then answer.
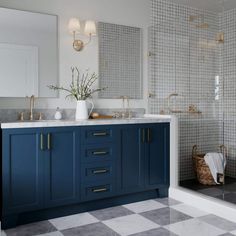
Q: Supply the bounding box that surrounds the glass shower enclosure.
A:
[148,0,236,204]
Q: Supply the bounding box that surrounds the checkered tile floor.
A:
[2,198,236,236]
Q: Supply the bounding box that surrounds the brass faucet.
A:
[29,95,35,121]
[121,96,132,118]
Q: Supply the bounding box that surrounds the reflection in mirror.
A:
[0,7,58,98]
[98,22,142,99]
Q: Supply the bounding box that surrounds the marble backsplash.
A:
[0,108,145,122]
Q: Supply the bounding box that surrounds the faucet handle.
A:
[38,112,43,120]
[19,112,24,121]
[128,111,132,118]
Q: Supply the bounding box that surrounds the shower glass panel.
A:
[148,0,236,204]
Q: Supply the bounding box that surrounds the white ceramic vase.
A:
[75,100,94,120]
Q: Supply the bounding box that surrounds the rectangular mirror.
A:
[0,7,58,98]
[98,22,142,99]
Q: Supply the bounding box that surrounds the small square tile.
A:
[123,200,165,213]
[90,206,133,221]
[164,218,226,236]
[170,203,208,217]
[62,222,119,236]
[129,227,178,236]
[5,221,57,236]
[141,207,192,226]
[103,214,159,236]
[155,198,181,206]
[49,212,99,230]
[199,215,236,231]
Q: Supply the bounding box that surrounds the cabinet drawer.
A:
[81,162,114,182]
[81,183,114,201]
[81,126,116,144]
[81,145,115,163]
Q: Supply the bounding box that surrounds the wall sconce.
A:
[68,18,96,51]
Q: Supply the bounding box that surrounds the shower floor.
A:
[180,177,236,205]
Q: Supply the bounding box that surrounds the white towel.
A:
[204,152,226,184]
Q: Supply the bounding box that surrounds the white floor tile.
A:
[49,212,99,230]
[123,199,166,213]
[103,214,159,236]
[36,232,64,236]
[170,203,208,217]
[164,218,226,236]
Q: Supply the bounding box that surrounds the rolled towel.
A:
[204,152,226,184]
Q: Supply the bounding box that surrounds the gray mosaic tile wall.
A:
[98,22,142,99]
[148,0,236,180]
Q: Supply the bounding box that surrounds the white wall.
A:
[0,0,149,111]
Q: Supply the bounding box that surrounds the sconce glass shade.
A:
[68,18,81,33]
[84,20,96,36]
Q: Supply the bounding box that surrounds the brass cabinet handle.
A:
[47,133,51,150]
[40,133,44,150]
[92,187,108,193]
[147,128,152,143]
[92,169,108,174]
[92,151,108,155]
[142,128,145,143]
[92,132,108,136]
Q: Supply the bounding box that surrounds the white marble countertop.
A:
[0,115,172,129]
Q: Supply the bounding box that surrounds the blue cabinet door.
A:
[120,125,145,193]
[44,127,80,207]
[145,123,170,188]
[2,129,44,214]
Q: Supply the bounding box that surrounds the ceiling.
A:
[169,0,236,12]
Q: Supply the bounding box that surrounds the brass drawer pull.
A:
[47,133,51,150]
[92,151,108,155]
[92,187,108,193]
[147,128,152,143]
[92,132,108,136]
[93,169,108,174]
[142,128,145,143]
[40,133,44,150]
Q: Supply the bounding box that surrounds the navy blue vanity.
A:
[1,122,170,229]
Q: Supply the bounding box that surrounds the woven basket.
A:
[192,146,216,185]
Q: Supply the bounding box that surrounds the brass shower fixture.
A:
[189,14,209,29]
[189,15,201,22]
[216,32,224,43]
[196,23,209,29]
